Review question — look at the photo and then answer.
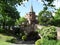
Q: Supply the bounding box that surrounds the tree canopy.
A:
[52,8,60,27]
[54,8,60,19]
[15,17,27,25]
[38,11,53,25]
[39,0,55,11]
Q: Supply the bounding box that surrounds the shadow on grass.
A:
[6,39,35,44]
[6,37,35,44]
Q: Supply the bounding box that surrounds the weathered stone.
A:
[57,27,60,40]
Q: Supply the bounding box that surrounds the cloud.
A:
[53,0,60,9]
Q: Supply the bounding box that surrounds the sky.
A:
[16,0,60,17]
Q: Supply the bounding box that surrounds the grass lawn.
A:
[0,34,14,45]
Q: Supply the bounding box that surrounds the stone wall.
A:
[21,24,37,34]
[56,27,60,40]
[21,24,60,40]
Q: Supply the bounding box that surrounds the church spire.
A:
[30,5,34,12]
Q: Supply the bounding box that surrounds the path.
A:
[11,43,34,45]
[11,41,35,45]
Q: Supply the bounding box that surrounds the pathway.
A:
[11,44,34,45]
[11,41,35,45]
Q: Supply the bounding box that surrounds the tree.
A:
[0,0,24,29]
[15,17,27,25]
[0,0,57,29]
[52,8,60,27]
[54,8,60,19]
[0,4,20,29]
[38,11,53,25]
[0,0,27,6]
[40,0,55,11]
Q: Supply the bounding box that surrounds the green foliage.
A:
[51,8,60,27]
[41,0,55,11]
[0,0,27,18]
[37,26,57,40]
[35,39,43,45]
[0,0,21,29]
[22,35,27,41]
[35,38,57,45]
[51,19,60,27]
[15,17,27,25]
[54,8,60,19]
[0,0,27,6]
[0,3,20,19]
[35,38,60,45]
[0,27,5,33]
[38,11,53,25]
[6,38,17,43]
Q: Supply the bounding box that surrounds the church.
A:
[25,5,38,24]
[20,5,39,33]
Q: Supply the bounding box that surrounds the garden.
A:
[35,26,60,45]
[0,0,60,45]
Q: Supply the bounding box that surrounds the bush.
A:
[6,38,17,43]
[35,38,56,45]
[35,38,43,45]
[51,19,60,27]
[22,35,27,41]
[37,26,57,40]
[0,28,5,33]
[35,39,41,45]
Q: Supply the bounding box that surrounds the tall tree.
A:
[0,0,26,29]
[52,8,60,27]
[0,0,27,6]
[41,0,55,11]
[38,11,53,25]
[54,8,60,19]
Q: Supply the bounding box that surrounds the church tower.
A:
[30,5,34,12]
[25,5,37,24]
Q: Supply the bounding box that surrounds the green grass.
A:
[0,34,14,45]
[0,41,11,45]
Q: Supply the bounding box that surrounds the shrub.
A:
[6,38,17,43]
[37,26,57,40]
[35,38,56,45]
[35,39,41,45]
[22,35,27,41]
[0,28,5,33]
[35,38,43,45]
